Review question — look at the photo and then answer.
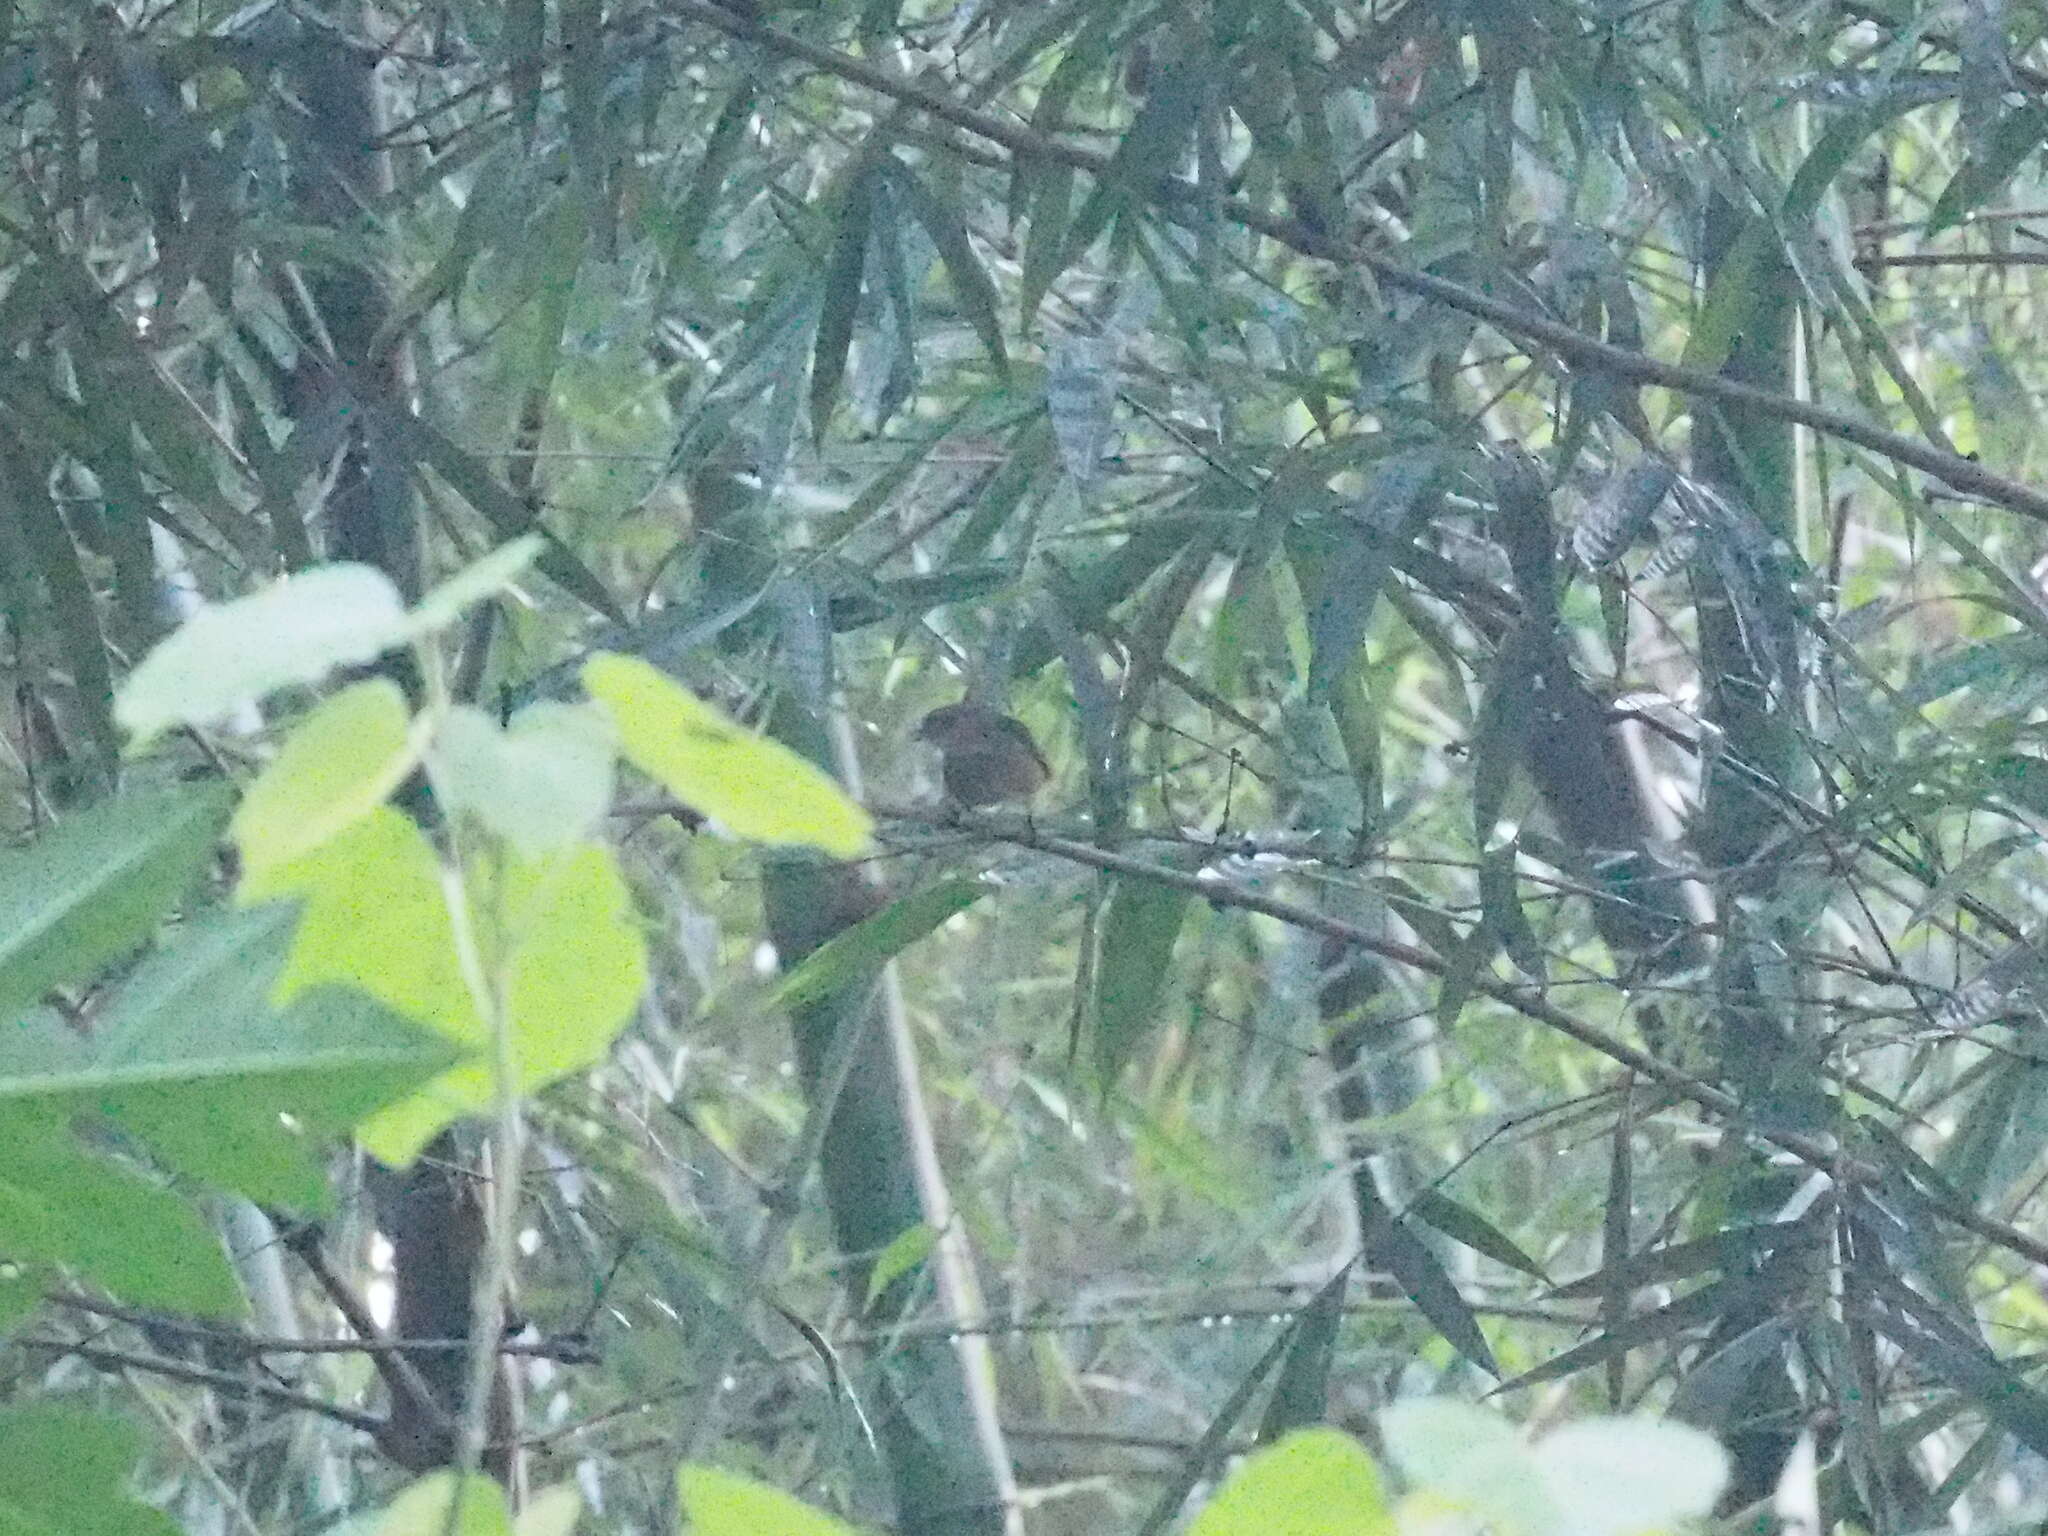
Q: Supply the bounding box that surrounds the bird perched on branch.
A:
[916,703,1049,808]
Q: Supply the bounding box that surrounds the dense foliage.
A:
[6,0,2048,1532]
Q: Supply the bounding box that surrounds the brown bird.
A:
[916,703,1050,808]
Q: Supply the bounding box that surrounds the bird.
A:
[915,702,1050,808]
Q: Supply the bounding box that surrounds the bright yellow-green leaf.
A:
[359,840,648,1164]
[232,680,419,881]
[372,1472,512,1536]
[582,653,870,857]
[426,701,615,859]
[1187,1428,1392,1536]
[677,1465,868,1536]
[240,807,482,1046]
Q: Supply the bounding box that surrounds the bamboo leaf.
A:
[893,164,1009,379]
[811,160,878,442]
[1258,1263,1351,1440]
[1091,874,1193,1085]
[1407,1188,1549,1281]
[773,876,990,1011]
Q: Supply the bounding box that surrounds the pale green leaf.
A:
[1535,1420,1729,1536]
[427,702,616,859]
[1380,1401,1552,1536]
[115,564,410,745]
[360,841,648,1164]
[408,534,545,635]
[512,1485,583,1536]
[241,806,482,1045]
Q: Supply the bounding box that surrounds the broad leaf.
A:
[427,702,616,860]
[1186,1428,1391,1536]
[0,781,233,1026]
[582,653,871,857]
[232,679,418,881]
[0,1407,181,1536]
[116,565,409,745]
[359,840,649,1164]
[678,1465,866,1536]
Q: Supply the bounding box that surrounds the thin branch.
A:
[667,0,2048,528]
[18,1336,388,1437]
[891,809,2048,1273]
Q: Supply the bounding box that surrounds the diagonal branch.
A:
[668,0,2048,526]
[929,812,2048,1273]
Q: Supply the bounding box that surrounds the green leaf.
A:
[0,1407,182,1536]
[812,160,879,441]
[773,876,989,1010]
[1548,1221,1820,1299]
[1470,623,1540,848]
[0,781,233,1026]
[115,565,409,746]
[360,840,649,1164]
[1017,160,1075,329]
[1304,450,1442,701]
[242,806,482,1042]
[560,0,608,233]
[663,84,758,269]
[0,1103,241,1316]
[11,476,119,786]
[1476,843,1545,981]
[892,165,1009,379]
[1927,105,2048,235]
[9,902,461,1210]
[864,1222,939,1311]
[1137,1312,1313,1536]
[1666,1316,1790,1430]
[1185,1428,1392,1536]
[232,679,418,882]
[1406,1188,1549,1281]
[375,409,624,624]
[1060,49,1208,264]
[1501,1273,1770,1393]
[582,653,872,857]
[678,1465,867,1536]
[427,702,617,860]
[372,1472,513,1536]
[1092,875,1193,1084]
[1370,1207,1500,1376]
[1258,1264,1350,1441]
[1679,217,1776,374]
